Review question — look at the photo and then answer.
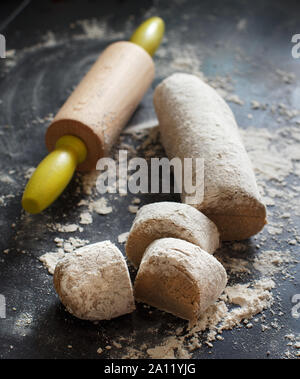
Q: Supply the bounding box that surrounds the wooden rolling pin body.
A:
[46,41,154,171]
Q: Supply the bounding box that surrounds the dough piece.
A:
[126,201,220,267]
[154,73,267,241]
[134,238,227,324]
[53,241,135,321]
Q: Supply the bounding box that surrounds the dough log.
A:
[153,73,267,241]
[134,238,227,323]
[53,241,135,321]
[126,201,220,267]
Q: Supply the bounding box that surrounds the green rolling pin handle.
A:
[22,17,165,214]
[130,16,165,56]
[22,136,87,214]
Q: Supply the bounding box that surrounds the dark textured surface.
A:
[0,0,299,359]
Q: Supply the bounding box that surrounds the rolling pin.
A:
[22,17,165,214]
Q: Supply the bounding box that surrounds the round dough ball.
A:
[126,201,220,267]
[53,241,135,321]
[134,237,227,324]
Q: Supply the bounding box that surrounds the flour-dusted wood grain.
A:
[46,41,154,171]
[126,201,220,267]
[154,73,267,241]
[134,238,227,324]
[53,241,135,321]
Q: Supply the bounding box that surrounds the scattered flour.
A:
[39,251,65,275]
[79,197,113,215]
[226,93,244,106]
[128,205,139,214]
[275,69,296,84]
[6,14,299,358]
[95,115,300,358]
[34,105,299,358]
[39,236,89,274]
[49,223,83,233]
[79,211,93,225]
[253,250,293,277]
[75,19,124,41]
[113,278,275,359]
[91,197,113,215]
[118,232,129,244]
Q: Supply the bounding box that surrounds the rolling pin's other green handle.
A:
[130,16,165,56]
[22,16,165,214]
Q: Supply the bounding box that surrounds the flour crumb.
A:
[226,93,244,105]
[79,211,93,225]
[128,205,139,214]
[146,336,189,359]
[251,100,261,109]
[40,236,89,274]
[118,232,129,244]
[132,197,141,205]
[39,250,65,274]
[91,197,112,215]
[53,223,83,233]
[253,249,293,277]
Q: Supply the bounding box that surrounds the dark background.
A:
[0,0,299,359]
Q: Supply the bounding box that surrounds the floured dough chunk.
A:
[154,73,267,241]
[126,202,220,267]
[53,241,135,321]
[134,238,227,324]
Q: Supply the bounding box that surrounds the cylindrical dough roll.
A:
[46,41,154,171]
[53,241,135,321]
[126,201,220,267]
[134,238,227,324]
[153,73,267,241]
